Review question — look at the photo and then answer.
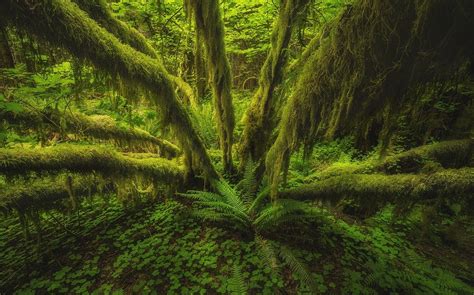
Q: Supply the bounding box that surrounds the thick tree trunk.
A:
[0,145,184,178]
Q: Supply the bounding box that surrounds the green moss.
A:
[0,173,103,214]
[0,0,218,179]
[379,139,474,174]
[72,0,157,58]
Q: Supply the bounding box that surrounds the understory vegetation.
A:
[0,0,473,293]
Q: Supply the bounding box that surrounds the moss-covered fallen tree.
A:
[0,145,184,181]
[306,139,474,182]
[0,173,103,214]
[378,139,474,174]
[1,110,181,157]
[0,0,218,179]
[281,168,474,216]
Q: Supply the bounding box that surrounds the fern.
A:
[213,180,247,214]
[253,199,311,231]
[182,179,325,293]
[279,245,319,294]
[236,159,258,204]
[227,264,248,295]
[247,186,270,215]
[255,235,280,271]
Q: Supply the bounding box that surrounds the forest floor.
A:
[1,195,473,294]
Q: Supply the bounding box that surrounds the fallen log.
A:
[282,168,474,216]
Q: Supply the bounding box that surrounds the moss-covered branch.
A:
[0,174,103,214]
[266,0,474,197]
[0,0,218,179]
[281,168,474,216]
[306,139,474,182]
[239,0,310,171]
[1,110,181,157]
[185,0,235,173]
[0,145,184,181]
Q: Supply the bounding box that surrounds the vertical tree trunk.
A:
[186,0,236,174]
[0,26,14,68]
[238,0,310,173]
[194,30,207,101]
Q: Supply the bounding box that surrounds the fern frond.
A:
[191,209,249,230]
[255,235,280,272]
[196,201,250,224]
[279,245,318,294]
[213,180,247,213]
[253,199,308,231]
[247,186,270,215]
[192,209,227,222]
[237,159,258,203]
[228,264,248,295]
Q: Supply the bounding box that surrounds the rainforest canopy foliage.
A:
[0,0,473,293]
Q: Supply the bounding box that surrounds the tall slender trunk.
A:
[0,26,14,68]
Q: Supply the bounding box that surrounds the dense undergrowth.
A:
[1,194,472,294]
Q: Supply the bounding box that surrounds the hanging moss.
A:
[170,75,199,109]
[185,0,236,173]
[0,144,184,181]
[239,0,310,172]
[72,0,157,58]
[266,0,474,198]
[0,0,218,179]
[280,168,474,217]
[1,110,181,157]
[72,0,199,109]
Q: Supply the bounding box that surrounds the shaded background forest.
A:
[0,0,473,293]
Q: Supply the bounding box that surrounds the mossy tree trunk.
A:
[0,25,14,68]
[185,0,236,174]
[194,30,207,101]
[238,0,310,174]
[0,0,219,180]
